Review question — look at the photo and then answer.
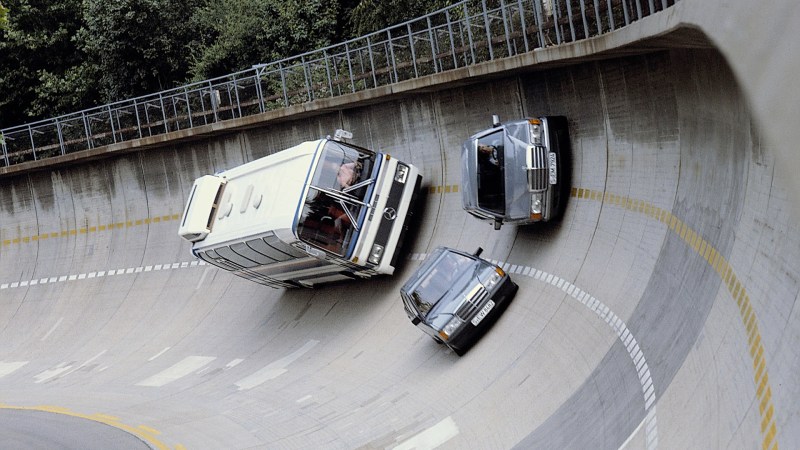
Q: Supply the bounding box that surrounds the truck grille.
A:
[528,146,548,191]
[456,285,489,319]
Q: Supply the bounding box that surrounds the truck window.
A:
[296,189,361,257]
[476,131,505,214]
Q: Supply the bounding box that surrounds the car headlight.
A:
[368,243,384,264]
[394,164,409,184]
[529,119,542,144]
[531,193,543,221]
[439,316,464,341]
[480,267,505,290]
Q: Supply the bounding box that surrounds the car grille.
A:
[528,145,548,191]
[456,284,489,319]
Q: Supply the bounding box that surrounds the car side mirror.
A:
[411,317,421,326]
[493,218,502,230]
[474,247,484,257]
[492,114,501,127]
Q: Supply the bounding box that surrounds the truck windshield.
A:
[476,130,505,214]
[409,250,475,317]
[296,141,376,257]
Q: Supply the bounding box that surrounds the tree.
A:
[0,0,89,126]
[188,0,341,81]
[0,2,9,31]
[347,0,460,36]
[80,0,203,102]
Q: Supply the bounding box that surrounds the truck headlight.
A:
[368,243,385,264]
[394,164,409,184]
[439,316,464,340]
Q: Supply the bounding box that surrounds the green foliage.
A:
[80,0,202,101]
[0,0,89,126]
[0,2,8,31]
[0,0,468,128]
[187,0,341,81]
[348,0,460,36]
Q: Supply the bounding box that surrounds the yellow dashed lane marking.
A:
[0,404,178,450]
[572,187,778,450]
[1,214,182,248]
[2,183,458,248]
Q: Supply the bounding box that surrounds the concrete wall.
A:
[1,45,796,449]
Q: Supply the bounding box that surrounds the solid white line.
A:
[40,317,64,342]
[235,340,319,390]
[393,416,459,450]
[136,355,216,387]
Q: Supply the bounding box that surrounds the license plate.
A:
[471,299,496,326]
[548,152,557,185]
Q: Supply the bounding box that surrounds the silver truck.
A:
[461,115,570,229]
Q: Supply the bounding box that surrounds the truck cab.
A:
[461,115,570,229]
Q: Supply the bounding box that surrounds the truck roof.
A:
[193,139,323,250]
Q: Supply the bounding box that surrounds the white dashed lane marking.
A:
[0,260,205,291]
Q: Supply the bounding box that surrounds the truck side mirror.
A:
[492,114,501,127]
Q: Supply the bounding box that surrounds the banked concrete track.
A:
[1,15,800,450]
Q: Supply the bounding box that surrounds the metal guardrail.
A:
[0,0,677,167]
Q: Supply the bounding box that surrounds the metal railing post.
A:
[185,87,194,127]
[158,93,168,133]
[517,0,530,52]
[1,134,8,166]
[427,17,439,73]
[533,0,546,48]
[500,0,513,56]
[552,0,563,44]
[28,126,37,161]
[464,2,476,64]
[445,9,459,68]
[323,51,333,96]
[388,29,398,83]
[345,42,356,92]
[566,0,576,42]
[82,112,92,149]
[133,99,143,138]
[108,106,117,143]
[482,0,494,60]
[594,0,603,34]
[57,121,66,156]
[366,36,378,87]
[407,23,419,78]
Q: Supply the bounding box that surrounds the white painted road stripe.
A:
[0,261,203,290]
[0,361,28,379]
[40,317,64,341]
[235,340,319,390]
[136,356,216,387]
[148,347,171,362]
[393,416,459,450]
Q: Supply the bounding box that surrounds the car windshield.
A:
[409,250,476,317]
[296,141,376,257]
[476,130,505,214]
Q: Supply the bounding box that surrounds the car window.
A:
[476,130,505,214]
[410,250,475,316]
